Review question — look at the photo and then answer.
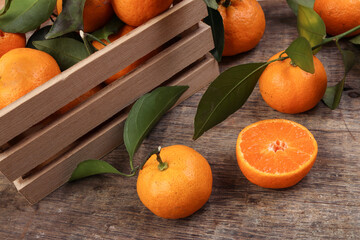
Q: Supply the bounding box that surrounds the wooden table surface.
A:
[1,0,360,239]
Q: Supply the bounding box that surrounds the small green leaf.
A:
[285,36,315,74]
[322,42,355,109]
[350,35,360,45]
[286,0,315,16]
[69,160,126,182]
[124,86,189,162]
[46,0,86,39]
[0,0,12,16]
[203,0,218,10]
[91,15,124,43]
[193,62,267,140]
[0,0,56,33]
[33,38,89,71]
[297,5,326,53]
[203,7,224,62]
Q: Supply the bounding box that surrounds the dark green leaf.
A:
[26,25,51,49]
[204,7,224,62]
[0,0,56,33]
[124,86,189,161]
[285,36,315,73]
[286,0,315,16]
[350,35,360,45]
[33,38,89,71]
[46,0,86,39]
[91,15,124,43]
[0,0,12,16]
[297,5,326,53]
[322,42,355,109]
[69,160,125,182]
[27,26,83,49]
[193,62,267,140]
[203,0,218,10]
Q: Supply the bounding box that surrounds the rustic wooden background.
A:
[1,0,359,239]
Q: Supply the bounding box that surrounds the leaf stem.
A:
[312,25,360,50]
[129,157,135,172]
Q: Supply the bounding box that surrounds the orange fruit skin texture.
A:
[137,145,213,219]
[0,48,61,110]
[0,30,26,58]
[57,0,113,33]
[259,51,327,114]
[111,0,173,27]
[236,119,318,189]
[93,25,158,84]
[314,0,360,37]
[218,0,265,56]
[56,86,103,115]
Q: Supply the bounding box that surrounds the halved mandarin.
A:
[236,119,318,188]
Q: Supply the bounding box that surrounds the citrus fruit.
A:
[236,119,318,189]
[259,51,327,114]
[0,48,61,110]
[93,25,158,84]
[57,86,103,115]
[0,30,26,58]
[111,0,173,27]
[137,145,213,219]
[57,0,113,33]
[218,0,265,56]
[314,0,360,37]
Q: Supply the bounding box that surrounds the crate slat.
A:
[0,22,214,182]
[14,55,219,204]
[0,0,207,146]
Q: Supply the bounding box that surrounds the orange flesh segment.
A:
[240,121,315,174]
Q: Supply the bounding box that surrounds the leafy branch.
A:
[69,86,189,181]
[193,2,360,140]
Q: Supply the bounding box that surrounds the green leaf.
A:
[46,0,86,39]
[124,86,189,162]
[286,0,315,16]
[0,0,56,33]
[350,35,360,45]
[193,62,267,140]
[203,7,224,62]
[92,15,124,43]
[33,38,89,71]
[285,36,315,74]
[0,0,12,16]
[322,42,355,109]
[69,160,126,182]
[297,5,326,53]
[203,0,218,10]
[26,25,51,49]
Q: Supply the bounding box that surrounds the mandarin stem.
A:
[156,146,168,171]
[223,0,231,8]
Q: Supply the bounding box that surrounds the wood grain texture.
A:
[1,0,360,239]
[0,0,207,146]
[0,22,213,182]
[15,55,219,204]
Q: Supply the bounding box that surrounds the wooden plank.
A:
[14,55,219,204]
[0,0,207,146]
[0,23,214,182]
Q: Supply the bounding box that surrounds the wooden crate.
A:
[0,0,219,204]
